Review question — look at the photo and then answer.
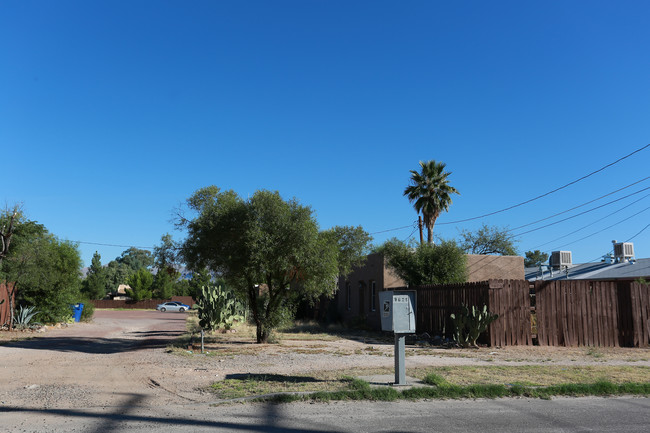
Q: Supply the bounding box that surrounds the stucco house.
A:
[336,252,524,329]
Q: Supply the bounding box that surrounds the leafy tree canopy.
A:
[126,268,154,301]
[377,238,467,286]
[116,247,154,272]
[82,251,108,300]
[320,225,373,276]
[1,215,83,323]
[459,224,518,256]
[524,250,549,267]
[104,260,132,294]
[180,186,369,343]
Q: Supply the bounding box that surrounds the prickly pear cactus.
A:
[196,285,246,331]
[450,304,498,348]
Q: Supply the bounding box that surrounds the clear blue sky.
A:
[3,1,649,267]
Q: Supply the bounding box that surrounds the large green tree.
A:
[82,251,108,300]
[404,160,460,244]
[1,218,83,324]
[152,233,180,299]
[378,238,467,286]
[524,250,549,267]
[180,187,368,343]
[459,224,518,256]
[116,247,154,271]
[104,260,131,294]
[320,225,373,276]
[126,268,154,301]
[0,205,20,269]
[103,247,155,295]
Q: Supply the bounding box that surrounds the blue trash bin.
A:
[71,303,84,322]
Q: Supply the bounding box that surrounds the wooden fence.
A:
[413,279,649,347]
[414,279,531,346]
[90,296,195,310]
[415,281,490,341]
[1,283,15,326]
[534,280,649,347]
[488,279,533,346]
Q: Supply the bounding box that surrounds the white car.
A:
[156,301,191,312]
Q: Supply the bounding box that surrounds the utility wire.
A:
[69,240,155,250]
[625,223,650,243]
[548,204,650,251]
[370,223,416,235]
[528,192,650,249]
[438,143,650,225]
[512,185,650,236]
[510,176,650,231]
[585,221,650,265]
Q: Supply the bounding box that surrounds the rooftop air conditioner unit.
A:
[613,241,634,262]
[550,251,572,269]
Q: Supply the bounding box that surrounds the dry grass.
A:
[413,365,650,386]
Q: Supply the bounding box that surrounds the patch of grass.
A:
[209,373,346,399]
[261,380,650,404]
[586,347,605,359]
[208,365,650,404]
[423,372,449,387]
[414,365,650,387]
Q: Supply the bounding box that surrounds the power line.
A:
[438,143,650,225]
[510,176,650,231]
[69,240,155,250]
[625,223,650,242]
[585,222,650,264]
[528,192,650,249]
[547,204,650,251]
[370,223,415,235]
[512,185,650,237]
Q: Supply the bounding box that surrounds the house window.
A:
[346,282,351,310]
[370,280,376,312]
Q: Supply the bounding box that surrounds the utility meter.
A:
[379,291,416,333]
[378,290,416,386]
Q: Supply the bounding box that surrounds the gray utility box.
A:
[379,291,416,334]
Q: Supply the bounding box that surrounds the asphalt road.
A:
[2,396,649,432]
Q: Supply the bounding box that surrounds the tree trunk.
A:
[256,321,269,344]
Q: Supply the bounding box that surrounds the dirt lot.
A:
[1,310,649,410]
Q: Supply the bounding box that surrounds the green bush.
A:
[80,301,94,321]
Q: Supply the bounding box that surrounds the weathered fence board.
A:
[1,283,15,326]
[415,279,648,348]
[533,280,650,347]
[415,279,531,346]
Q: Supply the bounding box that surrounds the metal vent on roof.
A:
[613,241,634,262]
[550,251,572,269]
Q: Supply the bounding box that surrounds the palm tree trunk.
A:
[427,222,434,244]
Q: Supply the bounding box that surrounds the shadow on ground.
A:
[1,329,185,354]
[224,373,327,384]
[0,393,355,433]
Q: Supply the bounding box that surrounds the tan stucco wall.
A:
[337,253,524,328]
[466,254,524,281]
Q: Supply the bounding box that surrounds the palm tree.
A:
[403,160,459,244]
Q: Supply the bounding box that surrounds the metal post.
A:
[394,333,407,385]
[201,329,205,354]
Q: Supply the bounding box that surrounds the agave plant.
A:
[14,305,39,329]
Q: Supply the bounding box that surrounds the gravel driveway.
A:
[2,309,650,411]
